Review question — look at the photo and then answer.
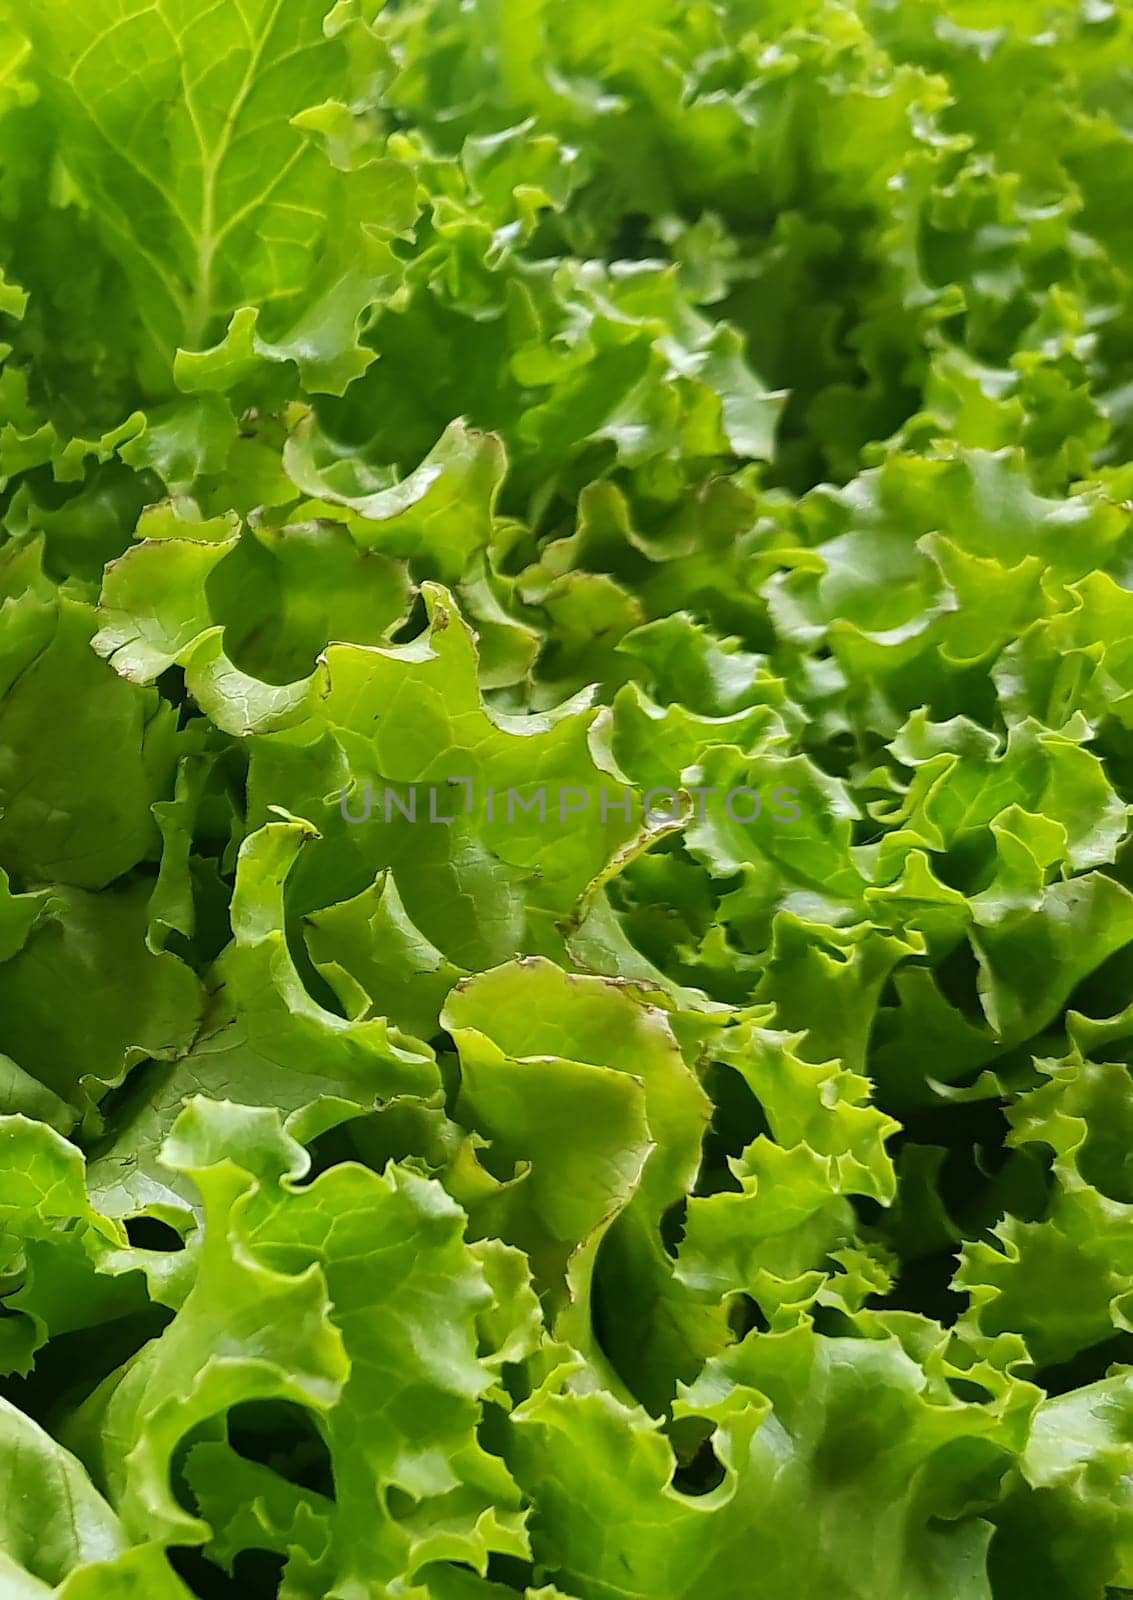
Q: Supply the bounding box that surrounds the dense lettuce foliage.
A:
[0,0,1132,1595]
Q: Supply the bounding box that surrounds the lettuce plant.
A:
[0,1,1132,1596]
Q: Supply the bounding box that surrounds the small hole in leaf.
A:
[728,1294,769,1338]
[1035,1331,1133,1398]
[669,1427,726,1497]
[947,1377,995,1405]
[124,1215,186,1252]
[487,1555,537,1588]
[169,1546,276,1599]
[660,1199,687,1258]
[228,1400,334,1499]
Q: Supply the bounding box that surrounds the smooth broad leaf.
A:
[0,1394,127,1583]
[0,595,180,888]
[74,1096,539,1594]
[991,1372,1133,1598]
[509,1323,1023,1600]
[85,817,437,1223]
[0,1114,146,1377]
[283,416,508,586]
[0,1389,191,1592]
[244,585,644,966]
[18,0,417,388]
[443,958,726,1408]
[0,880,204,1119]
[96,517,412,690]
[303,869,469,1042]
